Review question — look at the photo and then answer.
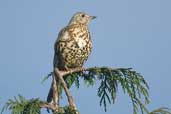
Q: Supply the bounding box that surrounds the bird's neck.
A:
[68,21,88,26]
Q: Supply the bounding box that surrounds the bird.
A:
[47,12,96,104]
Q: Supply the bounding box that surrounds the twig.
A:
[40,103,56,110]
[54,68,77,110]
[56,67,132,77]
[57,67,85,77]
[50,67,132,113]
[52,74,59,112]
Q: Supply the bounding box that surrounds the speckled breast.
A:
[57,24,92,69]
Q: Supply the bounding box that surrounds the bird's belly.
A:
[58,39,92,69]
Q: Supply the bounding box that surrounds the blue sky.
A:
[0,0,171,114]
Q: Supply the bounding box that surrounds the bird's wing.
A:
[53,26,71,68]
[54,26,71,50]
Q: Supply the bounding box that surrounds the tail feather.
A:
[47,83,53,103]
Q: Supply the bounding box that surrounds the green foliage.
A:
[149,107,171,114]
[1,95,43,114]
[43,67,150,114]
[55,106,79,114]
[2,67,171,114]
[1,95,170,114]
[55,73,80,99]
[1,95,80,114]
[64,67,150,114]
[42,72,80,98]
[41,72,53,84]
[65,73,80,89]
[40,67,171,114]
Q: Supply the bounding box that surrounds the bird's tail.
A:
[47,82,54,104]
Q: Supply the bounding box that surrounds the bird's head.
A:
[68,12,96,25]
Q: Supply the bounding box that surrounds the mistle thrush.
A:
[47,12,96,103]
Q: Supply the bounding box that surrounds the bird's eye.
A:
[81,14,85,18]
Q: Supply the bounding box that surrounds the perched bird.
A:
[47,12,96,103]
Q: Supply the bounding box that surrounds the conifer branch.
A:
[149,107,171,114]
[52,74,59,112]
[2,67,170,114]
[54,68,78,114]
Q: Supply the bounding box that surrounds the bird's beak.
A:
[90,16,97,20]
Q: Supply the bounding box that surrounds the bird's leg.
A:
[54,68,77,111]
[64,65,69,71]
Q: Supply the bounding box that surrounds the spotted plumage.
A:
[47,12,96,103]
[54,12,96,70]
